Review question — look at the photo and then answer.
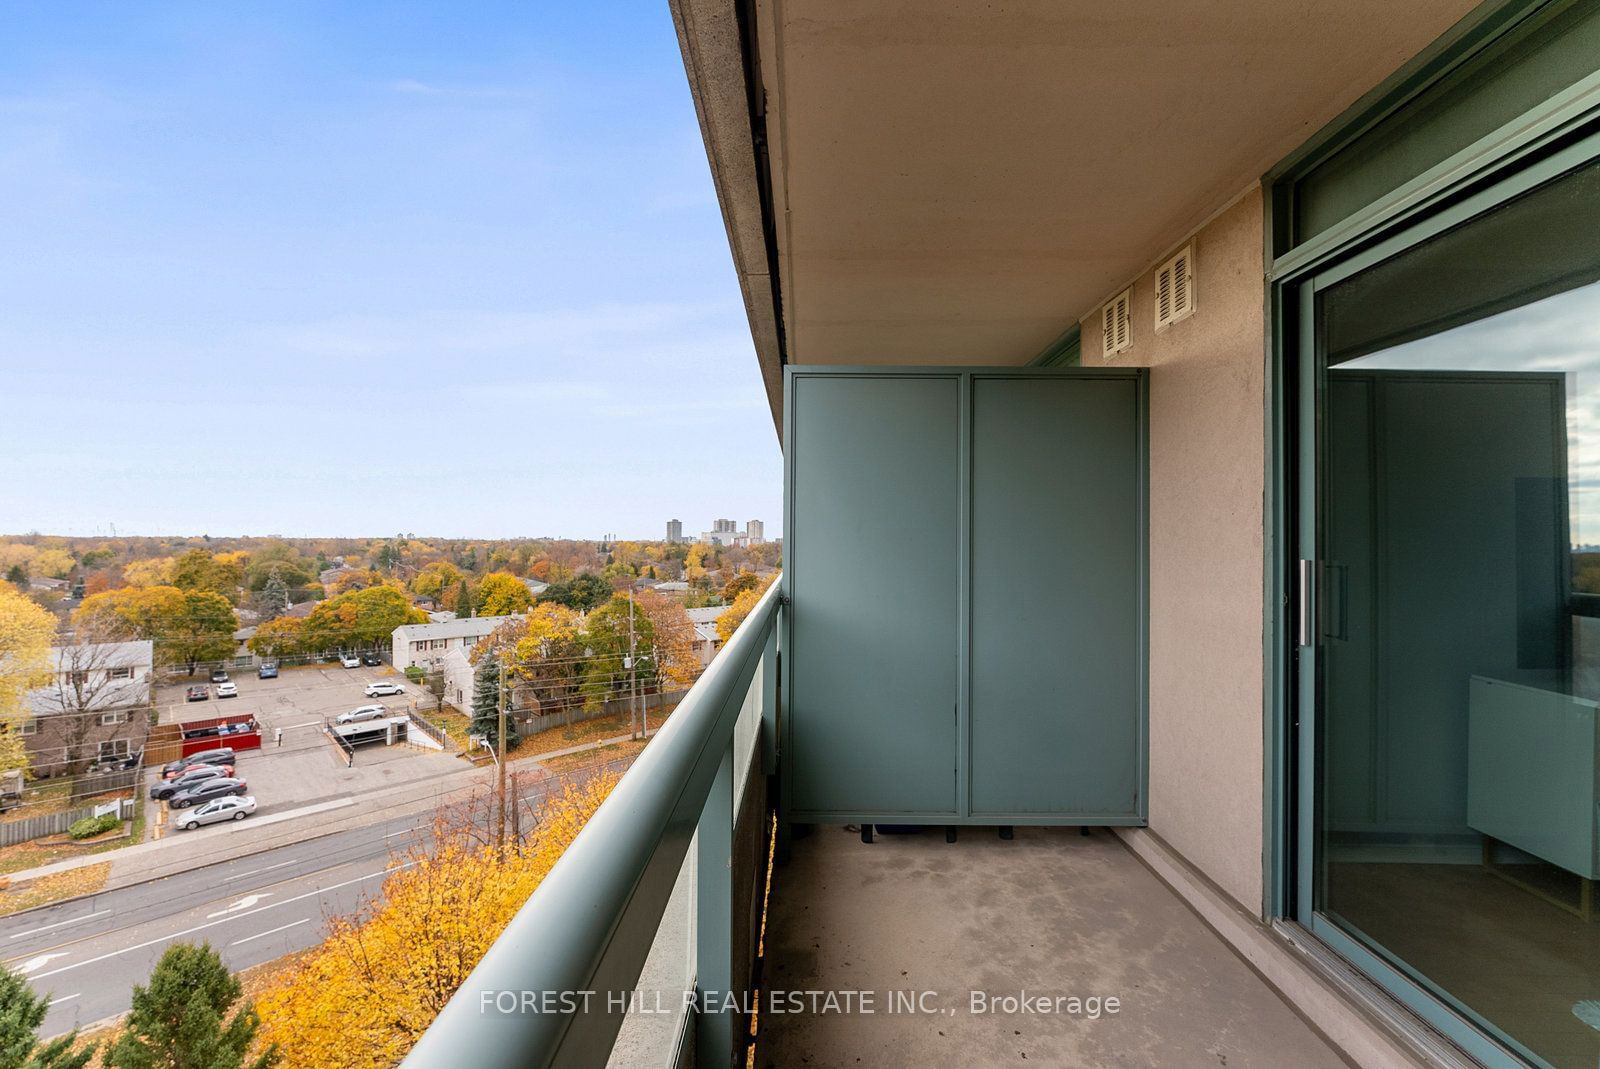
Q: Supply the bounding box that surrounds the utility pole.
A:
[628,588,640,740]
[496,660,509,851]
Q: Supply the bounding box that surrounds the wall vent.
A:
[1102,289,1132,356]
[1154,245,1195,331]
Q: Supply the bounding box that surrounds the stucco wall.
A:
[1080,187,1267,912]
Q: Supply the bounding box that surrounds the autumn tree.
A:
[722,571,761,602]
[475,572,532,617]
[636,590,699,685]
[255,776,615,1068]
[0,588,55,777]
[409,561,462,608]
[301,586,425,654]
[247,617,306,659]
[121,557,174,588]
[74,587,236,676]
[105,942,276,1069]
[715,575,777,642]
[0,962,94,1068]
[171,549,243,604]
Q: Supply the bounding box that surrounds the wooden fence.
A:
[0,797,135,849]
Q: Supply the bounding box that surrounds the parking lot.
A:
[149,663,469,829]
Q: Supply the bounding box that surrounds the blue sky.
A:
[0,1,780,539]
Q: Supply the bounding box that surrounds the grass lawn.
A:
[515,705,674,760]
[0,780,73,825]
[418,705,473,749]
[538,737,651,775]
[0,860,111,914]
[0,802,147,879]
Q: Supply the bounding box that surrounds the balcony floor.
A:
[757,825,1345,1068]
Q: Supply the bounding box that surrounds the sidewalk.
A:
[2,728,655,893]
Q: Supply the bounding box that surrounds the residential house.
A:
[684,605,724,666]
[410,4,1600,1069]
[520,577,549,598]
[22,640,153,775]
[391,615,518,673]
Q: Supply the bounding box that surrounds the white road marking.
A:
[25,861,417,981]
[16,953,66,974]
[8,910,109,939]
[208,894,271,918]
[222,859,297,883]
[47,993,80,1006]
[383,829,410,838]
[229,918,310,947]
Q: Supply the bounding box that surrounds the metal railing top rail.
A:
[402,580,781,1069]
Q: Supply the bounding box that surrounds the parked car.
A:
[336,704,386,725]
[364,681,405,697]
[185,685,209,702]
[339,654,361,669]
[215,681,238,698]
[169,777,247,809]
[258,660,278,680]
[161,748,236,779]
[361,652,382,666]
[210,668,229,683]
[150,765,234,800]
[177,795,256,830]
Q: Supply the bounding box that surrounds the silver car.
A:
[177,794,256,831]
[336,704,386,725]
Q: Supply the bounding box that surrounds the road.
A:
[1,765,607,1038]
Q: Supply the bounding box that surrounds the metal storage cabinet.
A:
[783,367,1147,827]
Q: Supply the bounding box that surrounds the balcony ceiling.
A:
[671,0,1480,425]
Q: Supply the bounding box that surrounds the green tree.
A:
[537,572,612,613]
[166,591,240,677]
[450,578,474,617]
[0,962,94,1068]
[253,567,292,620]
[105,942,275,1069]
[469,649,516,751]
[580,595,657,711]
[4,564,25,588]
[170,549,242,604]
[475,572,533,616]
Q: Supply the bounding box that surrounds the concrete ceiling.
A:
[670,0,1481,426]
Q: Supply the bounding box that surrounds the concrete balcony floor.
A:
[758,825,1345,1068]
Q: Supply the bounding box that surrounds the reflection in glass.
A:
[1317,157,1600,1069]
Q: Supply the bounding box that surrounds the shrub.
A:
[67,812,121,840]
[404,665,425,683]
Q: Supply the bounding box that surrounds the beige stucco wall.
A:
[1081,187,1267,912]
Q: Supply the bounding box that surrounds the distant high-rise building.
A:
[713,518,737,533]
[747,520,765,543]
[666,519,683,543]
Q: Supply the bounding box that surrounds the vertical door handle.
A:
[1297,559,1315,648]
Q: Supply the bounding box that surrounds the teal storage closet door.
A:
[970,377,1143,819]
[787,373,960,817]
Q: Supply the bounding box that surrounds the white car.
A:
[215,681,238,698]
[336,704,386,725]
[339,654,361,669]
[178,795,256,831]
[365,681,406,697]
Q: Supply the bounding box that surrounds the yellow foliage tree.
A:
[476,571,533,616]
[255,774,617,1068]
[122,556,175,587]
[715,575,776,642]
[0,587,56,775]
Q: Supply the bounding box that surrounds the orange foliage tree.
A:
[255,773,617,1068]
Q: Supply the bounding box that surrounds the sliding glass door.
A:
[1297,143,1600,1068]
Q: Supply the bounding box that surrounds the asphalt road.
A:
[1,770,592,1038]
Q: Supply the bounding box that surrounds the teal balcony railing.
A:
[403,580,781,1069]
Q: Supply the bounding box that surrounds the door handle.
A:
[1297,559,1315,648]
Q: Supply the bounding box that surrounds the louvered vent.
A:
[1102,289,1132,357]
[1154,245,1196,331]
